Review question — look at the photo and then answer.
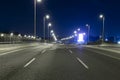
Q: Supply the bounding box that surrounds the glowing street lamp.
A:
[99,14,105,44]
[99,14,104,18]
[86,24,90,43]
[48,23,52,42]
[10,33,14,43]
[77,28,80,31]
[0,33,4,37]
[28,35,31,38]
[34,0,42,38]
[10,33,14,36]
[51,30,54,33]
[24,35,27,38]
[46,15,50,19]
[18,34,22,37]
[74,31,77,34]
[48,23,52,27]
[37,0,42,2]
[43,14,50,42]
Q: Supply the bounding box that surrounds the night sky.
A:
[0,0,120,38]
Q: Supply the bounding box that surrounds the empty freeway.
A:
[0,43,120,80]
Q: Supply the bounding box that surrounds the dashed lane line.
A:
[76,57,89,69]
[24,58,36,68]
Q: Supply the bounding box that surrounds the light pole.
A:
[34,0,42,38]
[99,14,105,44]
[86,24,90,43]
[43,15,50,43]
[74,31,77,43]
[0,33,4,42]
[48,23,52,42]
[10,33,14,43]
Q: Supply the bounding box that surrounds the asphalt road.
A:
[0,44,120,80]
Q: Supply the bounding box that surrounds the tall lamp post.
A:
[86,24,90,43]
[43,15,50,42]
[34,0,42,38]
[10,33,14,43]
[48,23,52,42]
[99,14,105,44]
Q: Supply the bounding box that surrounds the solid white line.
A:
[41,50,46,54]
[24,58,36,68]
[76,57,89,69]
[69,50,73,53]
[0,49,24,56]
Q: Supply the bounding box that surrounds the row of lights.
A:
[37,0,104,43]
[61,28,86,41]
[61,35,74,41]
[50,30,57,41]
[61,16,99,42]
[61,29,79,41]
[0,33,15,37]
[34,0,53,43]
[0,33,36,39]
[72,14,104,43]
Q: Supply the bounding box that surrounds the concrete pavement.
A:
[0,44,120,80]
[81,45,120,60]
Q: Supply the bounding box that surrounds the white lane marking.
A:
[41,50,46,54]
[0,49,24,56]
[69,50,73,53]
[24,58,36,68]
[76,57,89,69]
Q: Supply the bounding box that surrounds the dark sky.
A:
[0,0,120,37]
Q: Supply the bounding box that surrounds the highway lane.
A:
[68,46,120,80]
[0,44,120,80]
[0,44,52,80]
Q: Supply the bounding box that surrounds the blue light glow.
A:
[105,38,108,41]
[78,34,84,42]
[118,41,120,44]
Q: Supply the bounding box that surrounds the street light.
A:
[51,30,54,33]
[18,34,22,37]
[0,33,4,37]
[99,14,103,18]
[28,35,31,38]
[48,23,52,42]
[99,14,105,44]
[24,35,27,38]
[86,24,90,43]
[46,15,50,19]
[34,0,42,38]
[43,14,50,42]
[51,31,57,41]
[37,0,42,2]
[10,33,14,36]
[77,28,80,31]
[10,33,14,43]
[74,31,77,34]
[48,23,52,27]
[74,31,77,37]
